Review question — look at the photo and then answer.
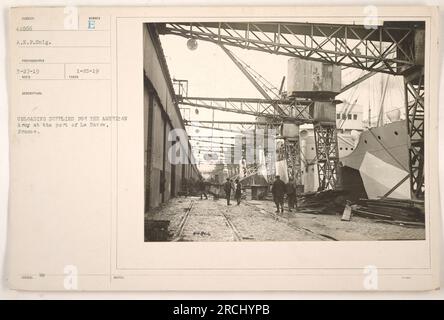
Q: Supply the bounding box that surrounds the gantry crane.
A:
[158,21,425,198]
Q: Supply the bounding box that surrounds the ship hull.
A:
[341,121,410,200]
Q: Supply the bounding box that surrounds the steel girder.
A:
[404,67,425,199]
[158,21,426,195]
[179,96,313,123]
[186,124,244,134]
[284,139,302,185]
[190,141,235,148]
[185,121,281,135]
[190,120,281,125]
[313,124,340,190]
[188,135,236,139]
[158,22,421,74]
[220,45,280,100]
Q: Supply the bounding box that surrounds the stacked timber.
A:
[297,190,348,214]
[351,198,425,226]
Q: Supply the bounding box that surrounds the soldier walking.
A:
[272,175,286,213]
[223,178,232,205]
[234,179,242,205]
[286,177,297,212]
[181,178,189,197]
[198,177,208,200]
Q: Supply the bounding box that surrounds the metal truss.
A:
[230,163,261,182]
[340,71,377,93]
[158,22,422,74]
[186,123,261,135]
[220,45,285,116]
[284,139,302,185]
[190,138,235,146]
[172,79,189,98]
[188,135,236,139]
[191,120,281,126]
[157,21,426,195]
[186,123,245,134]
[193,147,228,153]
[313,124,340,190]
[179,96,313,122]
[184,120,282,134]
[221,45,279,99]
[192,146,228,154]
[404,67,424,199]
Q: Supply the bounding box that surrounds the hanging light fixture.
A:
[187,38,198,50]
[186,23,198,50]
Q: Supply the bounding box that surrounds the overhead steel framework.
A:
[313,124,340,190]
[185,121,281,135]
[158,20,425,197]
[220,45,280,100]
[404,66,424,199]
[220,45,286,115]
[190,138,235,146]
[157,21,423,74]
[188,135,236,139]
[340,71,377,93]
[191,120,281,126]
[284,138,302,184]
[186,123,252,135]
[179,96,313,122]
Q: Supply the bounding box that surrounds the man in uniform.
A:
[272,175,286,213]
[286,177,297,212]
[198,177,208,200]
[181,178,189,197]
[223,178,233,205]
[234,179,242,205]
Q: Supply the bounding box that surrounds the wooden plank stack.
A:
[297,190,348,214]
[351,197,425,225]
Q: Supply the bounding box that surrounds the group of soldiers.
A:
[223,178,243,206]
[181,176,209,200]
[223,175,297,213]
[270,175,298,213]
[181,175,298,213]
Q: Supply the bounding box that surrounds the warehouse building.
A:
[143,24,199,211]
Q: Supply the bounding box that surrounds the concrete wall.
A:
[143,24,199,211]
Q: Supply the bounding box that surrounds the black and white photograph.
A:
[143,20,426,242]
[3,4,442,294]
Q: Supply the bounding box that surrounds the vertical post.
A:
[313,123,339,190]
[281,122,301,184]
[287,58,341,191]
[404,66,424,199]
[284,138,301,184]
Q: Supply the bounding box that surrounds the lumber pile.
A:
[351,197,425,226]
[297,190,348,214]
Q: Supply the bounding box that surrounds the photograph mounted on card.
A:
[6,6,440,291]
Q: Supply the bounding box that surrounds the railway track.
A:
[172,199,195,241]
[220,210,243,241]
[172,198,333,242]
[243,201,336,241]
[172,199,244,241]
